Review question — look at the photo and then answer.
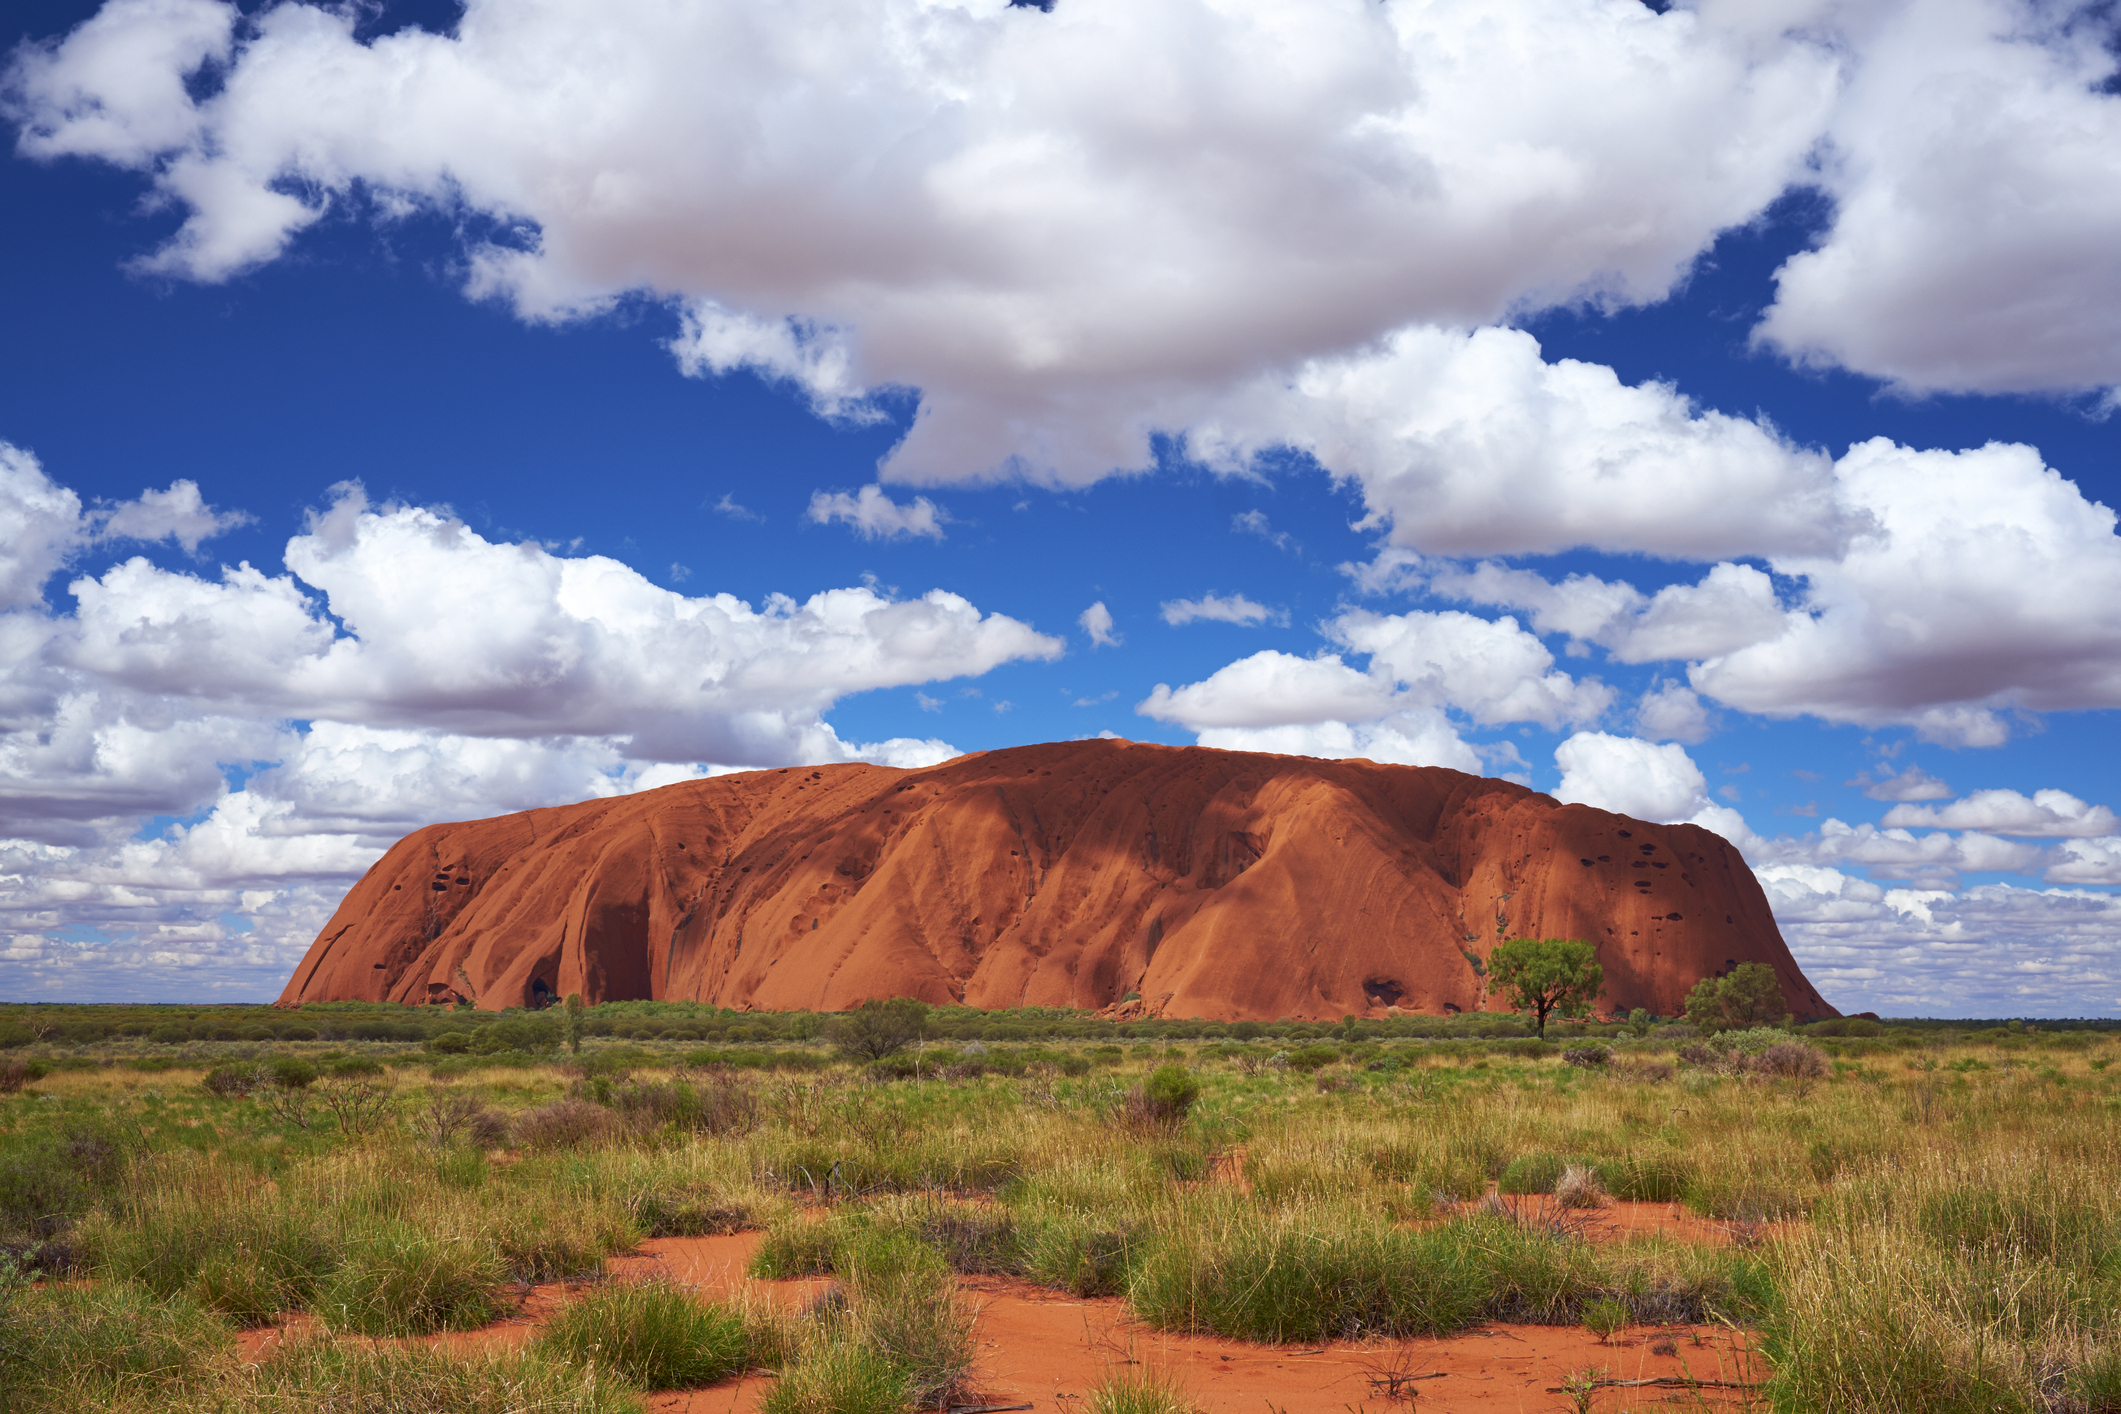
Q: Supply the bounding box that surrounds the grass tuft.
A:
[316,1222,507,1336]
[1088,1366,1201,1414]
[533,1278,752,1389]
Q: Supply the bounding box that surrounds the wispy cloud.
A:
[1159,593,1285,628]
[806,484,946,541]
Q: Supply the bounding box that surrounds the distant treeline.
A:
[1,999,2113,1053]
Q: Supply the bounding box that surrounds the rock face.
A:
[279,739,1834,1022]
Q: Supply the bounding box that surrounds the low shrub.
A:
[1284,1045,1341,1073]
[203,1063,262,1097]
[1752,1041,1830,1079]
[1122,1065,1201,1131]
[0,1122,131,1249]
[265,1056,319,1089]
[1561,1046,1612,1069]
[533,1279,752,1389]
[413,1089,512,1149]
[514,1098,621,1151]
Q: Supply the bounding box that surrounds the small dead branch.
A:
[1544,1377,1766,1392]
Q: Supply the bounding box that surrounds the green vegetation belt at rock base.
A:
[3,1000,2121,1412]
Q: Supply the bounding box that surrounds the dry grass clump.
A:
[1552,1163,1607,1210]
[1088,1366,1202,1414]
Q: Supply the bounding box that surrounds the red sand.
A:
[238,1222,1768,1413]
[281,739,1827,1022]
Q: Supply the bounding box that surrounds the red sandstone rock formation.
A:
[279,739,1834,1022]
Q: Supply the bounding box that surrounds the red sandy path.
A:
[239,1219,1769,1413]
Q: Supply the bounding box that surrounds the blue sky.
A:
[4,0,2121,1015]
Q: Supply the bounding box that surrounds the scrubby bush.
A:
[828,998,934,1062]
[514,1098,620,1151]
[203,1063,262,1097]
[1123,1065,1201,1131]
[1752,1040,1829,1079]
[1561,1046,1612,1069]
[1284,1045,1341,1073]
[266,1056,319,1089]
[413,1089,512,1149]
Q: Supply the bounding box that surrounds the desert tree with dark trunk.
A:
[1486,938,1604,1039]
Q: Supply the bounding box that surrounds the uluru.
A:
[280,739,1834,1022]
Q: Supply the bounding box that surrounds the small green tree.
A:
[1486,938,1604,1040]
[562,993,584,1056]
[1627,1007,1652,1039]
[826,997,933,1062]
[1683,962,1785,1034]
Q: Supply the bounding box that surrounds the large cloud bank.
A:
[10,0,2121,1011]
[0,447,1058,997]
[14,0,2121,477]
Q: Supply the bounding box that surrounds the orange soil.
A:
[239,1218,1771,1413]
[282,738,1831,1022]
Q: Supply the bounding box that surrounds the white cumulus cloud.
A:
[1881,789,2119,839]
[1159,593,1281,628]
[0,448,1055,998]
[1078,600,1119,649]
[5,0,1839,482]
[805,484,947,541]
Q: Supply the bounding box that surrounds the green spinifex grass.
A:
[315,1222,509,1336]
[0,1280,233,1413]
[6,1025,2121,1410]
[236,1336,649,1414]
[1087,1366,1200,1414]
[533,1280,754,1389]
[762,1229,976,1414]
[1125,1202,1494,1341]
